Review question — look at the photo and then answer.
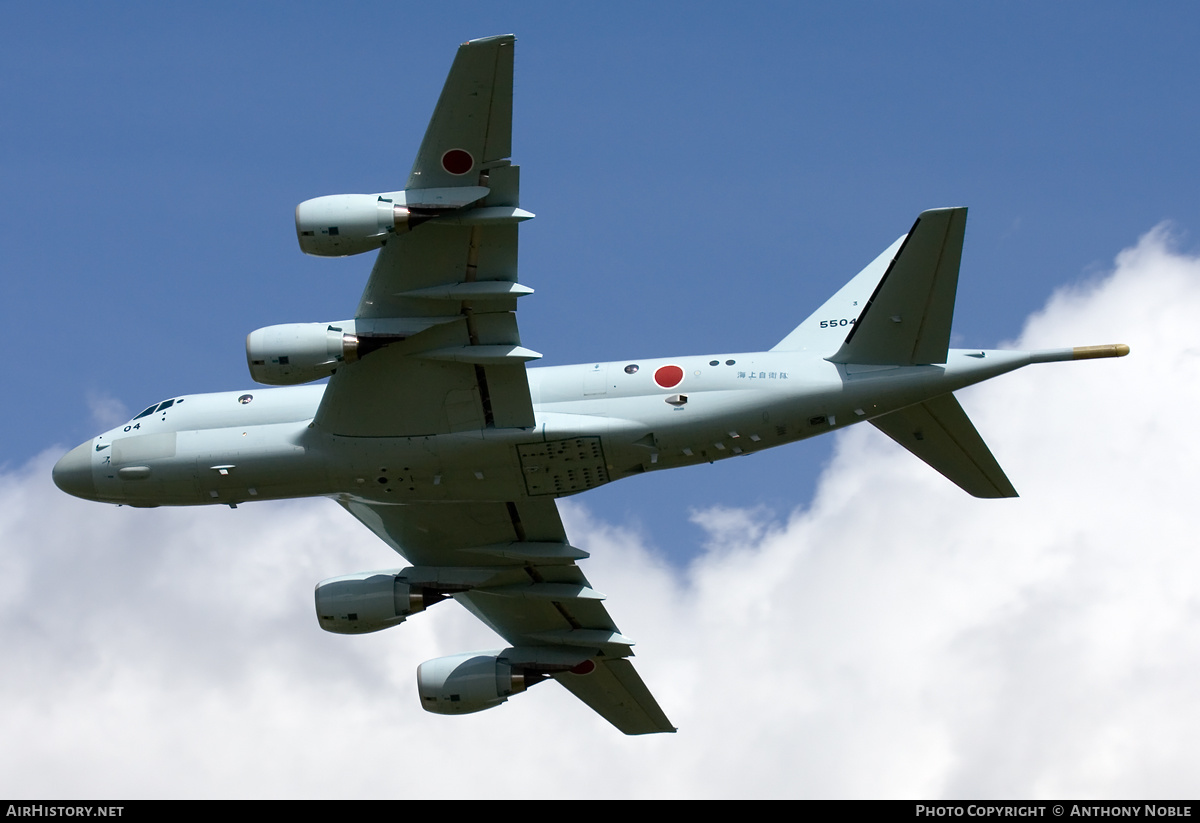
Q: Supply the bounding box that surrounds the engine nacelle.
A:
[295,194,430,257]
[314,570,429,635]
[416,652,529,716]
[246,321,359,385]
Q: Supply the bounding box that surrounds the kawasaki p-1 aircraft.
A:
[53,35,1128,735]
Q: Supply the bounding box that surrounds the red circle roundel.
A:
[654,365,684,389]
[441,148,474,175]
[569,659,596,676]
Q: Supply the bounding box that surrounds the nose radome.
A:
[53,441,97,500]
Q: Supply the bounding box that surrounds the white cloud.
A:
[85,391,129,431]
[3,226,1198,798]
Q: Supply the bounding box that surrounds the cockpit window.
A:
[131,399,176,421]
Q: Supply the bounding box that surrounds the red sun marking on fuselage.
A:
[654,365,684,389]
[441,148,474,176]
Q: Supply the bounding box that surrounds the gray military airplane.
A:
[53,34,1128,735]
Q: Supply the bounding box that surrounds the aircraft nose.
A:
[53,441,97,500]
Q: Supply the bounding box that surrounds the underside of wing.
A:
[312,34,673,735]
[555,658,676,735]
[315,35,537,438]
[315,190,538,437]
[407,34,514,192]
[336,495,676,734]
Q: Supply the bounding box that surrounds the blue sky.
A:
[8,3,1199,531]
[4,3,1200,797]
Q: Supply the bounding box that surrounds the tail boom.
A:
[1029,344,1131,363]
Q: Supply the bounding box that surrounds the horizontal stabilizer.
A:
[870,393,1018,498]
[830,207,967,365]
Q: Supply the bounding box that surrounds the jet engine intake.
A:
[417,652,536,716]
[246,322,360,385]
[314,570,434,634]
[295,194,433,257]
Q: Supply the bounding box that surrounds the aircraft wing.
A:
[337,496,677,735]
[315,36,674,734]
[315,34,537,438]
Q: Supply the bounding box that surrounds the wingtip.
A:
[462,34,516,47]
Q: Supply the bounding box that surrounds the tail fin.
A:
[771,235,905,353]
[775,208,1015,497]
[830,207,966,365]
[772,208,967,364]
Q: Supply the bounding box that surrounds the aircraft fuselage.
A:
[55,347,1035,510]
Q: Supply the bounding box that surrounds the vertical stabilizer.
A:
[771,235,906,353]
[829,207,967,365]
